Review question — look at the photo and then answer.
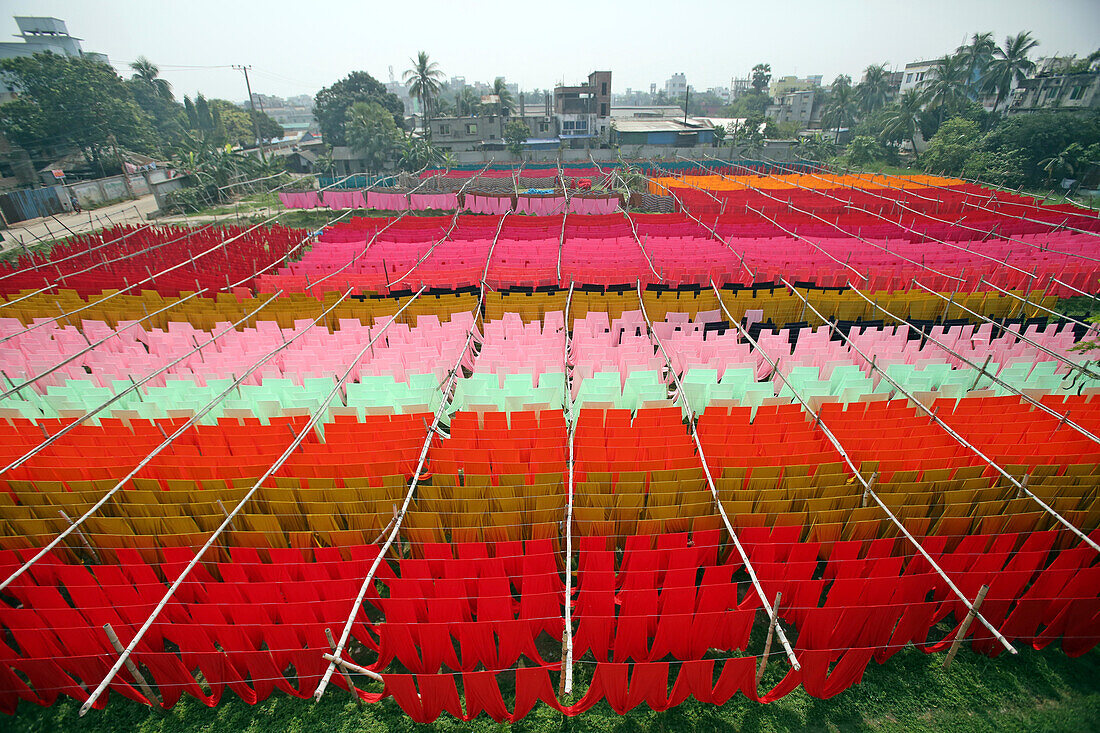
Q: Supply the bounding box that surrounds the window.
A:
[600,103,608,116]
[905,73,913,83]
[438,124,451,136]
[465,123,477,134]
[1070,86,1085,100]
[539,122,549,132]
[489,135,496,140]
[601,82,608,95]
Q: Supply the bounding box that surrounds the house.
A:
[611,118,716,146]
[769,75,819,98]
[899,60,936,95]
[1008,56,1100,114]
[554,71,612,146]
[766,90,816,127]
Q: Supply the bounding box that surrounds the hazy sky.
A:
[4,0,1098,102]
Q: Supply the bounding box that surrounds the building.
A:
[611,117,716,147]
[769,75,819,98]
[0,16,108,102]
[245,94,317,134]
[707,86,731,104]
[553,70,612,146]
[611,105,686,120]
[765,90,816,127]
[664,73,687,99]
[730,76,752,100]
[1009,63,1100,114]
[899,60,936,94]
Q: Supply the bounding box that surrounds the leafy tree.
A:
[846,135,884,166]
[404,51,445,140]
[492,77,516,116]
[398,137,444,172]
[960,147,1026,188]
[920,117,982,174]
[822,75,857,143]
[721,90,769,118]
[314,71,404,147]
[751,63,772,94]
[982,32,1039,113]
[1039,142,1084,183]
[957,31,997,96]
[127,59,187,153]
[345,101,402,173]
[207,99,282,148]
[0,51,153,171]
[503,118,529,156]
[980,112,1100,185]
[856,63,891,115]
[922,53,970,128]
[711,125,726,147]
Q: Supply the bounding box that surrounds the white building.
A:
[665,73,687,99]
[0,16,108,102]
[900,60,936,94]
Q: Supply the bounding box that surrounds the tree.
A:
[922,53,970,128]
[0,51,153,172]
[345,101,402,173]
[823,75,857,143]
[1039,142,1083,183]
[206,99,282,148]
[847,136,884,166]
[492,77,516,116]
[398,137,444,172]
[404,51,445,140]
[129,56,173,100]
[711,124,726,147]
[880,89,925,159]
[856,63,891,115]
[503,118,529,156]
[957,31,998,96]
[982,31,1039,113]
[314,71,404,147]
[456,87,481,116]
[920,117,982,174]
[980,112,1100,186]
[751,63,772,94]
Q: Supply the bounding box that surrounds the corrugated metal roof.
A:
[612,119,713,133]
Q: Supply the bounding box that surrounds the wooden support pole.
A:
[59,510,99,563]
[321,653,384,682]
[325,628,363,707]
[861,471,879,508]
[216,500,236,531]
[103,624,161,707]
[943,584,990,669]
[756,592,782,685]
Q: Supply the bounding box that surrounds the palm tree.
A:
[921,54,969,127]
[982,31,1039,113]
[957,31,998,96]
[403,51,445,140]
[1039,142,1082,183]
[456,87,481,117]
[130,56,173,100]
[823,75,857,144]
[492,77,516,115]
[881,89,925,160]
[856,63,892,115]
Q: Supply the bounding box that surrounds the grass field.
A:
[5,644,1099,733]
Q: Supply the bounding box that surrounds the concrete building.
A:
[554,70,612,145]
[899,60,936,94]
[665,73,687,99]
[765,90,816,127]
[611,105,686,120]
[0,16,108,102]
[245,93,317,134]
[1009,64,1100,114]
[611,117,715,146]
[769,75,819,98]
[730,76,752,100]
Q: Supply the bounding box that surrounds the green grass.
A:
[5,645,1098,732]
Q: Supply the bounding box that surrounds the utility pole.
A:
[684,87,689,125]
[232,64,267,162]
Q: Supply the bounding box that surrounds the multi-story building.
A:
[765,90,816,127]
[899,60,936,95]
[0,16,108,102]
[730,76,752,100]
[664,72,687,99]
[769,75,819,98]
[553,70,612,145]
[1009,61,1100,114]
